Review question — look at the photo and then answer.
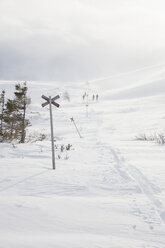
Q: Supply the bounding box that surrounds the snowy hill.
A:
[103,79,165,100]
[0,78,165,248]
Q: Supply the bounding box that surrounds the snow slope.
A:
[103,79,165,100]
[0,77,165,248]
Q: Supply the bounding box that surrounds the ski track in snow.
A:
[87,81,165,236]
[91,133,165,233]
[109,146,165,226]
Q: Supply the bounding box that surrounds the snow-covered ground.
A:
[0,75,165,248]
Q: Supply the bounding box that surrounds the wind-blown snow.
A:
[0,76,165,248]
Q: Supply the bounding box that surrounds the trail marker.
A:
[70,117,82,138]
[41,94,60,170]
[85,93,89,118]
[86,104,88,117]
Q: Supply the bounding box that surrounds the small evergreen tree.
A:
[3,99,21,140]
[14,82,30,143]
[0,90,5,141]
[2,82,30,142]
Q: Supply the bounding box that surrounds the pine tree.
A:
[3,99,21,140]
[14,82,30,143]
[0,90,5,141]
[2,82,30,142]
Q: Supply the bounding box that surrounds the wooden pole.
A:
[70,117,82,138]
[49,96,55,170]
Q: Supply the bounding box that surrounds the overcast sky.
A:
[0,0,165,82]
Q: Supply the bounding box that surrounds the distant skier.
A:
[83,92,86,101]
[96,94,99,101]
[92,94,95,101]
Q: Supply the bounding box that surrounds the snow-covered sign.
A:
[41,94,60,170]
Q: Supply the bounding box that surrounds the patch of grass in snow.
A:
[135,132,165,145]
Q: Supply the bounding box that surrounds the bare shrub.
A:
[135,133,148,141]
[136,132,165,145]
[155,133,165,145]
[55,143,73,160]
[66,144,72,150]
[39,133,46,141]
[60,144,65,152]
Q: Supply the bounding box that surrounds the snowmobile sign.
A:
[41,94,60,170]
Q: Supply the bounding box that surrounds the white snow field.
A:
[1,74,165,248]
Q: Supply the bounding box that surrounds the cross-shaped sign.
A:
[41,94,60,170]
[41,95,60,108]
